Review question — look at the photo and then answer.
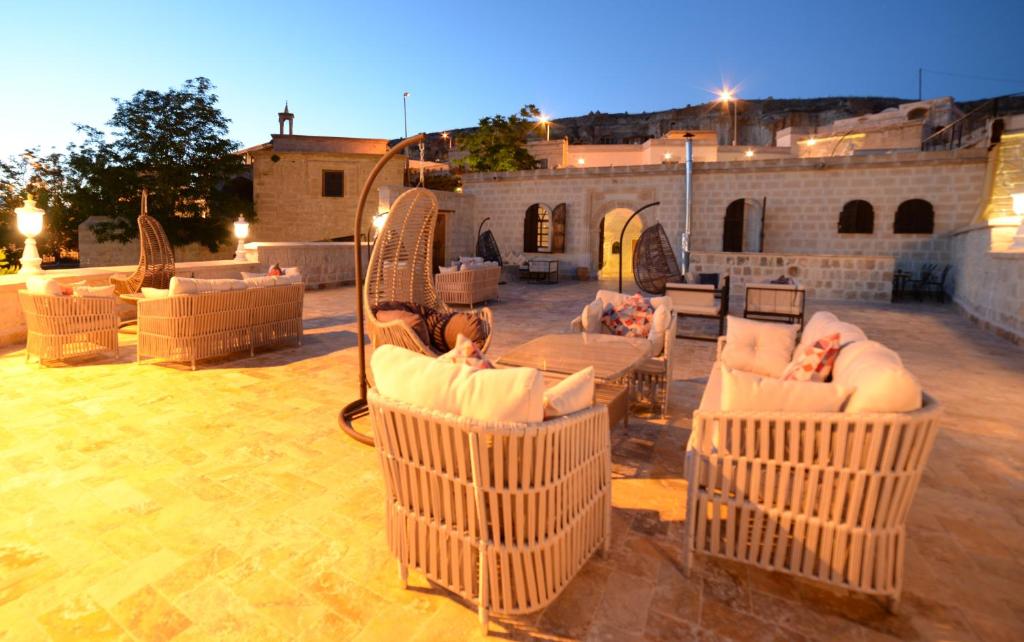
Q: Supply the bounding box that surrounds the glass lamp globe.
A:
[233,214,250,261]
[16,195,44,238]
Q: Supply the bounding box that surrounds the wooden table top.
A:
[496,332,652,381]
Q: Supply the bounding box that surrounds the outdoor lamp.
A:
[233,214,250,261]
[15,195,44,275]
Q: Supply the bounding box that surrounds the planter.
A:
[576,266,590,281]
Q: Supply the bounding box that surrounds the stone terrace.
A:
[1,281,1021,641]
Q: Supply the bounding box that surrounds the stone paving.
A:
[0,280,1022,641]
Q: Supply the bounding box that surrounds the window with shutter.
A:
[322,170,345,197]
[894,199,934,234]
[838,200,874,234]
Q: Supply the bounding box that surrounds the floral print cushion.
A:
[600,293,655,338]
[782,332,842,382]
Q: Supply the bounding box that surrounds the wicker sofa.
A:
[19,290,120,364]
[137,282,304,369]
[683,312,941,610]
[434,264,500,307]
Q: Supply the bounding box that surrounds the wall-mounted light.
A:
[15,195,44,274]
[744,149,755,158]
[233,214,250,261]
[577,157,585,166]
[663,152,673,162]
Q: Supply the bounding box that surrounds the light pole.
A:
[402,91,409,138]
[539,114,551,141]
[718,88,738,146]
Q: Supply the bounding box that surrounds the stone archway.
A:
[598,208,645,280]
[587,190,658,274]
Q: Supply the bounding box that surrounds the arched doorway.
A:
[723,199,744,252]
[723,198,766,252]
[598,208,643,280]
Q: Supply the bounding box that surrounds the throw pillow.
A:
[721,366,852,413]
[543,367,595,418]
[721,315,798,378]
[601,293,654,338]
[268,263,283,276]
[26,277,66,297]
[782,332,841,382]
[580,299,603,334]
[141,287,172,299]
[438,334,494,370]
[373,301,449,353]
[375,309,431,347]
[443,313,488,351]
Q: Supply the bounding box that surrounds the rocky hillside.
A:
[402,95,1024,161]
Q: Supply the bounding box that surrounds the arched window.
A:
[838,200,874,234]
[723,199,744,252]
[523,203,566,252]
[894,199,934,234]
[906,107,928,120]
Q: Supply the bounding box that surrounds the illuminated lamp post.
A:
[718,87,739,146]
[15,195,45,275]
[233,214,250,261]
[539,114,551,141]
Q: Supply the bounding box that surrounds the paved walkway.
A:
[1,281,1021,641]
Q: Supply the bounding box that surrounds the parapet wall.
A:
[690,252,895,302]
[950,225,1024,344]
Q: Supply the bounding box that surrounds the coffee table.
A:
[497,333,652,427]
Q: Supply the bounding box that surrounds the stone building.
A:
[239,106,406,242]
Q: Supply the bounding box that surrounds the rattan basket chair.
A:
[368,388,611,632]
[110,198,175,295]
[365,188,493,355]
[19,291,120,364]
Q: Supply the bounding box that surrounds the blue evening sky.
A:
[3,0,1022,159]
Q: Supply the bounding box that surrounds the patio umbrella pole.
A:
[617,201,660,293]
[340,133,427,446]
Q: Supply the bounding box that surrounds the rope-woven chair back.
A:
[475,229,503,266]
[633,223,681,295]
[365,188,439,310]
[138,214,175,288]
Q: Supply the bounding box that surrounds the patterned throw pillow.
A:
[782,332,842,382]
[267,263,283,276]
[438,334,494,371]
[601,293,654,338]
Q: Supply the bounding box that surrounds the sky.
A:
[3,0,1023,159]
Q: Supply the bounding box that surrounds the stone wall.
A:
[950,224,1024,344]
[251,148,405,242]
[691,252,895,302]
[461,149,988,277]
[78,216,233,267]
[244,242,368,287]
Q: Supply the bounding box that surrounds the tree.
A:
[67,77,253,251]
[0,149,76,262]
[452,105,541,172]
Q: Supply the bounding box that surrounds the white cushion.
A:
[673,302,721,316]
[698,363,723,413]
[798,311,867,352]
[438,265,457,273]
[26,277,65,296]
[242,273,302,288]
[169,277,247,295]
[544,367,595,418]
[832,341,922,413]
[665,283,716,311]
[647,302,673,356]
[73,285,116,298]
[721,366,852,413]
[581,299,603,334]
[371,345,545,423]
[721,315,798,378]
[141,287,172,299]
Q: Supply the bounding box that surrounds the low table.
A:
[497,333,651,427]
[117,292,146,330]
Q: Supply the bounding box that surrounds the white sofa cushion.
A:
[26,277,65,296]
[169,277,247,295]
[73,285,116,298]
[371,345,545,423]
[544,367,595,418]
[581,299,603,334]
[721,315,798,378]
[798,311,867,352]
[721,366,852,413]
[242,273,303,288]
[832,340,923,413]
[141,287,172,299]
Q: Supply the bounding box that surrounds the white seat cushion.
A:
[543,367,595,418]
[371,345,545,423]
[721,366,852,413]
[721,315,798,378]
[698,362,723,413]
[832,340,923,413]
[672,302,721,316]
[242,273,303,288]
[169,277,247,295]
[73,285,116,298]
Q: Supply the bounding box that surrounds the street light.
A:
[15,195,44,275]
[717,87,739,146]
[441,131,451,149]
[538,114,551,141]
[403,91,410,138]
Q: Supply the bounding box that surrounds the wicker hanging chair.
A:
[632,222,681,295]
[475,218,503,266]
[110,189,175,294]
[365,187,493,355]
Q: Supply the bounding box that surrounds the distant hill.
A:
[399,95,1024,161]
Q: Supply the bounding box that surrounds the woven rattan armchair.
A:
[367,388,611,632]
[110,204,175,295]
[684,340,941,611]
[434,265,500,308]
[19,291,120,364]
[365,188,493,355]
